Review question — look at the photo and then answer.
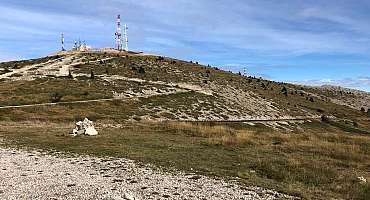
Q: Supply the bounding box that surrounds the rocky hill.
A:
[0,49,368,126]
[1,49,370,200]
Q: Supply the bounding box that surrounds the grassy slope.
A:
[1,121,369,199]
[0,52,370,199]
[0,52,367,122]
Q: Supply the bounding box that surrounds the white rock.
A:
[124,192,136,200]
[358,176,367,183]
[71,118,98,136]
[85,127,98,136]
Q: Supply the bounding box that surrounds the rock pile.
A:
[71,118,98,136]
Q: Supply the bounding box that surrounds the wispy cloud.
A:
[0,0,370,91]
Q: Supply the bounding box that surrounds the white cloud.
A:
[290,77,370,92]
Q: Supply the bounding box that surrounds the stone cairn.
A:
[71,118,98,136]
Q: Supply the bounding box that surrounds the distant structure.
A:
[73,39,91,52]
[61,33,65,51]
[57,15,129,52]
[115,15,123,51]
[124,24,129,51]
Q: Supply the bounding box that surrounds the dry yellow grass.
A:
[1,120,370,199]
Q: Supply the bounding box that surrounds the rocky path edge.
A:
[0,145,296,200]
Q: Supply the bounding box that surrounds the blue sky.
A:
[0,0,369,91]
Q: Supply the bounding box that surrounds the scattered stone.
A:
[358,176,367,183]
[0,146,294,200]
[124,192,135,200]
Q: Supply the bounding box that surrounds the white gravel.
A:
[0,146,294,200]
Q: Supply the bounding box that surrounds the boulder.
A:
[85,127,98,136]
[71,118,98,136]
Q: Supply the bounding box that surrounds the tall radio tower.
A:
[124,24,128,51]
[61,33,65,51]
[115,15,123,51]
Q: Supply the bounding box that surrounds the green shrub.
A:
[50,92,63,103]
[138,66,145,74]
[90,70,94,79]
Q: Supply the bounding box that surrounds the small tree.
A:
[50,92,63,103]
[68,69,73,79]
[321,115,329,122]
[138,66,145,74]
[90,69,95,79]
[281,87,288,96]
[281,87,287,93]
[309,97,314,102]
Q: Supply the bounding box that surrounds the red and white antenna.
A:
[115,15,122,51]
[124,24,128,51]
[61,33,65,51]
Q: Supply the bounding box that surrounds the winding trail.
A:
[0,90,189,110]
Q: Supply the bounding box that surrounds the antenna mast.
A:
[115,15,123,51]
[124,24,129,51]
[61,33,65,51]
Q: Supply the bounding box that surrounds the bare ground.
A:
[0,145,293,200]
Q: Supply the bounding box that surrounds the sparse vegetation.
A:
[90,69,94,79]
[138,66,145,74]
[50,92,63,103]
[68,69,73,79]
[0,51,369,200]
[1,121,370,199]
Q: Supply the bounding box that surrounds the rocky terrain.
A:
[0,146,293,200]
[0,49,369,199]
[308,85,370,111]
[0,49,368,123]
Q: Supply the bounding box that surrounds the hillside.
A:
[0,49,368,125]
[1,49,370,199]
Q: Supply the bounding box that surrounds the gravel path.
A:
[0,146,294,200]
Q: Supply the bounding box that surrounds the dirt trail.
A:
[0,58,61,79]
[0,90,190,110]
